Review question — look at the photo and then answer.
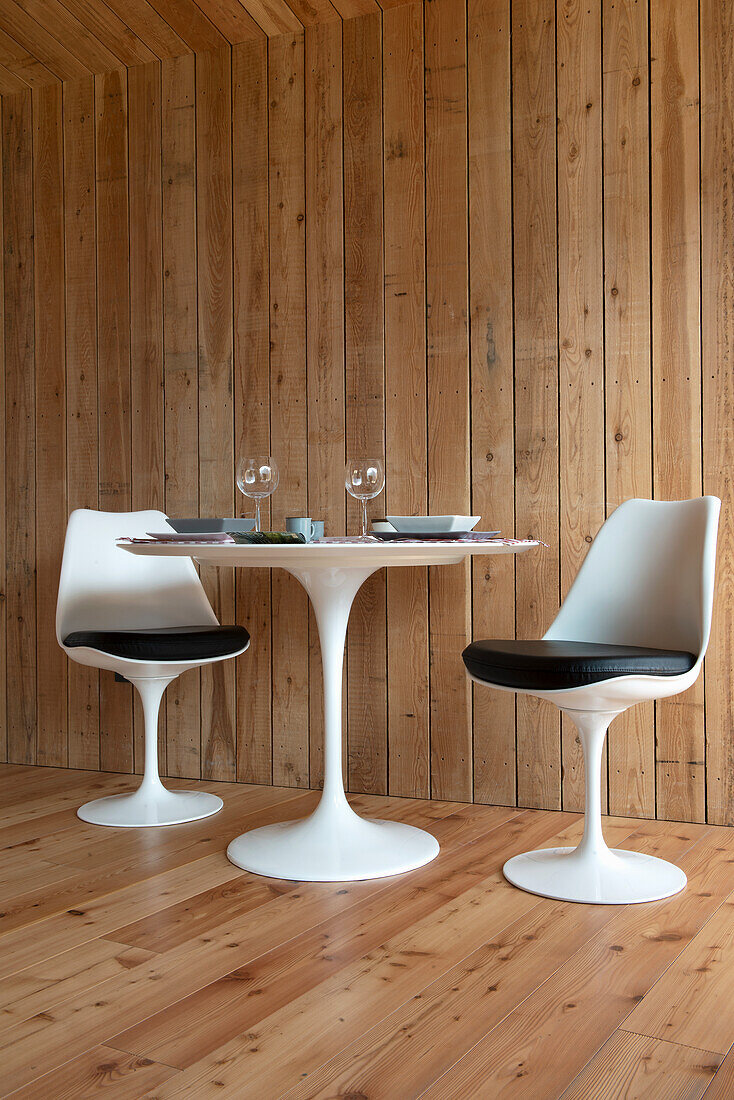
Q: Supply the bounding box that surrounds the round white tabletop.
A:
[121,537,538,881]
[120,538,533,568]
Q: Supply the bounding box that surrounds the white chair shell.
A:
[57,509,250,827]
[467,496,721,904]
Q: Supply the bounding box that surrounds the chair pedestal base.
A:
[501,707,685,904]
[503,845,687,905]
[77,787,223,828]
[77,676,223,827]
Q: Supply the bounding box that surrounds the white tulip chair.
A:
[463,497,721,904]
[57,509,250,827]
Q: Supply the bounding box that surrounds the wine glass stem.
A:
[361,498,367,538]
[255,500,261,533]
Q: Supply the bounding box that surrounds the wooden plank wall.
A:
[1,0,733,825]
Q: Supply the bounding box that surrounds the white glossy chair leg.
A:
[503,708,687,904]
[77,677,223,827]
[227,565,440,881]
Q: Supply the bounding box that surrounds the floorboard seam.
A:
[617,1026,725,1057]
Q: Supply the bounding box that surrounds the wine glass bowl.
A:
[237,456,279,532]
[345,458,385,537]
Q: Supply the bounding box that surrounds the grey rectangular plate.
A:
[167,517,255,534]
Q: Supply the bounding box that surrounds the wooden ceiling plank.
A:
[0,59,30,92]
[0,0,90,79]
[0,25,60,86]
[56,0,158,67]
[11,0,127,73]
[281,0,339,27]
[329,0,378,18]
[194,0,265,41]
[100,0,192,60]
[238,0,301,35]
[143,0,228,52]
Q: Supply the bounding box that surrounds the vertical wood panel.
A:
[512,0,560,810]
[33,82,67,767]
[651,0,704,822]
[269,31,310,789]
[161,53,200,780]
[702,0,734,825]
[233,37,272,785]
[425,0,472,802]
[344,11,386,795]
[129,62,164,523]
[383,2,429,799]
[0,100,5,764]
[95,70,131,509]
[468,0,515,806]
[96,67,132,774]
[603,0,654,818]
[196,46,236,782]
[64,76,99,771]
[305,19,344,788]
[557,0,605,812]
[2,90,35,765]
[128,60,165,777]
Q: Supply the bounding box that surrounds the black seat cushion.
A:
[63,625,250,662]
[462,639,696,691]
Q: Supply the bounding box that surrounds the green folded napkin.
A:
[226,531,306,545]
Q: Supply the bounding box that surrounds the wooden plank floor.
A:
[1,765,734,1098]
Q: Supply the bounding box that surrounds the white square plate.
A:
[386,515,481,534]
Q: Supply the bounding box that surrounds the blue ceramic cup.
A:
[286,517,316,542]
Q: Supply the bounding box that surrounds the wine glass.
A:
[236,456,279,532]
[345,458,385,537]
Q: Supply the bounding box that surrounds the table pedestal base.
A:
[228,562,440,881]
[227,801,439,881]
